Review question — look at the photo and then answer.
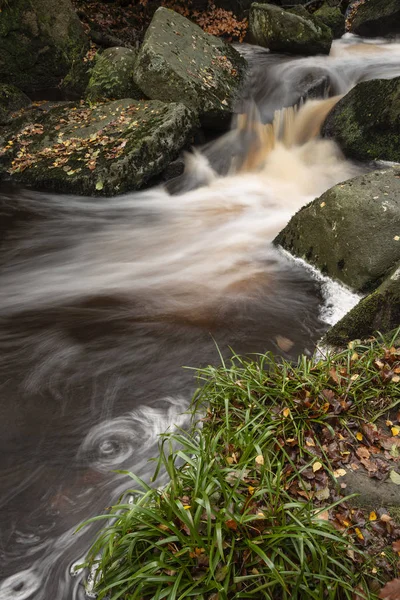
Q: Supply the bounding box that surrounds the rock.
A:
[324,265,400,346]
[314,3,345,38]
[61,57,94,100]
[249,3,333,55]
[274,168,400,293]
[133,7,247,126]
[0,99,198,195]
[0,84,31,125]
[0,0,89,96]
[322,77,400,163]
[86,47,144,103]
[348,0,400,37]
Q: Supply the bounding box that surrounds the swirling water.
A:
[1,36,400,600]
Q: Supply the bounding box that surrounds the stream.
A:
[1,34,400,600]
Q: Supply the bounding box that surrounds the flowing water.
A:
[1,35,400,600]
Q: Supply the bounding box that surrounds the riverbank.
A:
[83,330,400,599]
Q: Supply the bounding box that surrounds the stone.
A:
[133,7,247,126]
[348,0,400,37]
[249,3,333,55]
[0,84,31,126]
[0,99,198,195]
[86,47,143,103]
[274,168,400,293]
[314,3,345,38]
[0,0,89,95]
[324,265,400,346]
[322,77,400,164]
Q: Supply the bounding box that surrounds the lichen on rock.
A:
[249,3,333,55]
[0,99,199,195]
[274,168,400,293]
[133,7,247,125]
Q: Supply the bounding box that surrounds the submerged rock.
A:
[274,168,400,293]
[324,265,400,346]
[134,7,247,126]
[348,0,400,37]
[249,3,332,55]
[0,0,89,95]
[86,47,144,103]
[0,99,198,195]
[314,3,345,38]
[323,77,400,163]
[0,84,31,126]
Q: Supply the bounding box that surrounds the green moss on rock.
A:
[86,47,144,103]
[314,3,345,38]
[0,99,199,195]
[0,0,89,94]
[249,3,332,55]
[133,7,247,124]
[274,168,400,293]
[324,265,400,346]
[0,84,31,125]
[322,77,400,163]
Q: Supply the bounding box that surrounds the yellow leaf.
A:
[282,408,291,418]
[333,468,347,478]
[226,456,234,464]
[387,420,394,426]
[369,511,377,521]
[392,427,400,437]
[356,432,363,441]
[354,527,364,540]
[248,486,255,495]
[255,455,264,465]
[313,461,323,473]
[183,505,191,510]
[392,375,400,383]
[351,374,359,381]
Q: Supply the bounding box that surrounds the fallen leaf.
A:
[282,408,291,418]
[392,540,400,553]
[356,432,363,441]
[392,427,400,437]
[255,455,264,466]
[379,578,400,599]
[315,486,330,501]
[225,519,238,531]
[356,446,370,460]
[313,461,323,473]
[95,180,104,191]
[369,511,377,521]
[333,468,347,478]
[390,470,400,485]
[354,527,364,540]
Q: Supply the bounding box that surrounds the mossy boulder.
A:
[0,0,89,95]
[314,3,345,38]
[274,168,400,293]
[325,265,400,346]
[249,3,333,55]
[348,0,400,37]
[133,7,247,126]
[86,47,143,103]
[322,77,400,163]
[0,99,198,195]
[0,84,31,125]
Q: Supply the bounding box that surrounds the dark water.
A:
[0,36,399,600]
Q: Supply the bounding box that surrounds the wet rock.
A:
[314,3,345,38]
[348,0,400,37]
[0,99,198,195]
[274,168,400,293]
[133,8,247,126]
[249,3,333,55]
[324,265,400,346]
[323,77,400,163]
[0,84,31,125]
[0,0,89,96]
[340,469,400,509]
[86,47,144,103]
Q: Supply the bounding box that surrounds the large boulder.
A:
[0,84,31,126]
[249,3,333,55]
[347,0,400,37]
[322,77,400,163]
[0,0,89,96]
[274,168,400,293]
[325,265,400,346]
[0,99,198,195]
[314,3,345,38]
[86,47,143,103]
[133,7,247,126]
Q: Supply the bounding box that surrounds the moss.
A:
[323,77,400,162]
[86,48,143,103]
[314,3,345,38]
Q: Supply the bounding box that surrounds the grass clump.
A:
[81,331,400,600]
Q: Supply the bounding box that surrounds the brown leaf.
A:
[393,540,400,553]
[329,368,339,384]
[225,519,238,531]
[356,446,370,460]
[379,578,400,599]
